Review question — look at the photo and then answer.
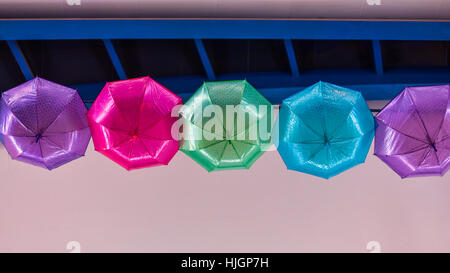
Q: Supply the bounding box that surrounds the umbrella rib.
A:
[91,123,132,152]
[135,78,149,133]
[376,119,429,144]
[284,104,323,139]
[136,137,155,160]
[193,140,226,151]
[137,79,183,134]
[304,144,326,164]
[126,138,136,170]
[216,141,229,165]
[138,134,171,141]
[1,110,36,137]
[405,89,434,143]
[105,83,135,131]
[229,141,243,160]
[150,79,182,118]
[326,101,369,140]
[7,136,37,159]
[182,118,225,141]
[88,121,133,151]
[203,81,241,137]
[230,82,253,137]
[329,133,374,144]
[41,92,79,134]
[37,139,48,169]
[34,78,40,134]
[44,134,86,157]
[432,147,441,165]
[88,118,130,135]
[289,140,325,144]
[431,86,450,142]
[436,135,450,144]
[416,146,433,170]
[232,139,258,146]
[138,111,176,136]
[230,141,247,168]
[231,110,270,140]
[379,143,429,157]
[44,127,89,135]
[329,136,361,144]
[138,138,169,166]
[109,137,132,151]
[319,83,328,139]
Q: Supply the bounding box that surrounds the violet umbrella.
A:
[375,85,450,178]
[0,77,91,170]
[87,76,182,170]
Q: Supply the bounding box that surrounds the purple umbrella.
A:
[0,77,91,170]
[375,85,450,178]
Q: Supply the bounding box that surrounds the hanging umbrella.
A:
[0,77,90,170]
[180,80,272,171]
[273,81,374,179]
[87,76,182,170]
[375,85,450,178]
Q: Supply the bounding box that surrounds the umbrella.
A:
[375,85,450,178]
[274,81,374,179]
[0,77,90,170]
[87,76,182,170]
[180,80,272,171]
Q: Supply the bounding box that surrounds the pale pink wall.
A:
[0,138,449,253]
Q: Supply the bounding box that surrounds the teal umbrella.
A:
[273,82,374,179]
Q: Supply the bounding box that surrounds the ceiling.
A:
[0,0,449,20]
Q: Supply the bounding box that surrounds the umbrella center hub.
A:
[131,128,139,137]
[35,133,42,143]
[430,142,437,152]
[323,135,330,149]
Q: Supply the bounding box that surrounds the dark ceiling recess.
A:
[18,40,118,86]
[112,39,204,78]
[292,40,374,72]
[0,41,26,92]
[203,39,290,75]
[381,41,450,69]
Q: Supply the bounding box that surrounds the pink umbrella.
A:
[87,76,182,170]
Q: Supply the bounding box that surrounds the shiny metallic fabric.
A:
[180,80,272,171]
[0,77,90,170]
[375,85,450,178]
[87,76,182,171]
[274,81,374,179]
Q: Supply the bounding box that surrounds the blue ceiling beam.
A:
[283,39,300,78]
[194,39,216,81]
[371,40,384,75]
[6,40,34,80]
[72,67,450,104]
[0,20,449,40]
[102,39,127,80]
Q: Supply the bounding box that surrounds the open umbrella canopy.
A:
[87,76,182,170]
[0,77,90,170]
[180,80,272,171]
[375,85,450,178]
[274,82,374,179]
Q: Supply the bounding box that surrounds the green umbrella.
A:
[180,80,272,171]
